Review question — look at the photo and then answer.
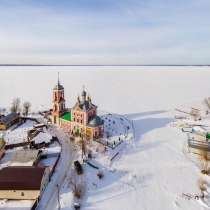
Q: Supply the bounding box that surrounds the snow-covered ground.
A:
[0,199,35,210]
[81,111,203,210]
[1,66,210,210]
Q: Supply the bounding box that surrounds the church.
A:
[51,78,104,140]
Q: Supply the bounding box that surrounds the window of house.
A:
[21,192,24,196]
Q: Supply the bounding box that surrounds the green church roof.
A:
[206,132,210,139]
[60,112,72,122]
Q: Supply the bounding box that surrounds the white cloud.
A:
[0,0,209,64]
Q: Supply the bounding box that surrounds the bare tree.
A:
[10,98,21,113]
[0,108,6,116]
[22,101,31,116]
[2,108,6,115]
[78,134,87,161]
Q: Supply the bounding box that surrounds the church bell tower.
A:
[52,73,65,125]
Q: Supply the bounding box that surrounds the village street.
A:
[36,126,76,210]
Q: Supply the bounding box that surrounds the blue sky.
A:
[0,0,209,65]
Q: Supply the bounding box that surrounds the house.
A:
[0,166,50,200]
[0,137,6,159]
[0,113,20,130]
[51,78,104,140]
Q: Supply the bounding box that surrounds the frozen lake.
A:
[0,65,210,114]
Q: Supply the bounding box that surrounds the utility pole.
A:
[56,184,61,210]
[80,131,86,161]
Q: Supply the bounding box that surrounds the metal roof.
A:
[60,112,72,121]
[0,113,19,125]
[0,166,47,190]
[53,83,64,90]
[88,116,104,127]
[73,100,97,112]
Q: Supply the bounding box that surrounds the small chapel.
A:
[51,77,104,140]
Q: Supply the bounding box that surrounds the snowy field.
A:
[1,66,210,210]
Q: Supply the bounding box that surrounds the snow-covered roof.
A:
[0,113,19,125]
[11,149,39,165]
[4,120,35,144]
[32,132,52,144]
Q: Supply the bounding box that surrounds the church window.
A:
[54,104,57,111]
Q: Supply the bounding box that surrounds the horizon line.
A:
[0,64,210,67]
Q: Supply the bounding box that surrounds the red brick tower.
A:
[52,73,65,125]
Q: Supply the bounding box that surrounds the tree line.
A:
[0,98,31,116]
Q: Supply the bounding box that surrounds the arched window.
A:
[54,104,57,111]
[54,92,57,101]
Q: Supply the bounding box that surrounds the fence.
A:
[188,138,209,151]
[94,138,123,149]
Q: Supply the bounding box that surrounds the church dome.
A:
[88,116,103,127]
[82,90,87,97]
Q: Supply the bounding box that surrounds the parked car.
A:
[74,160,83,175]
[74,202,80,209]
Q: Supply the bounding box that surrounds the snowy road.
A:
[36,126,76,210]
